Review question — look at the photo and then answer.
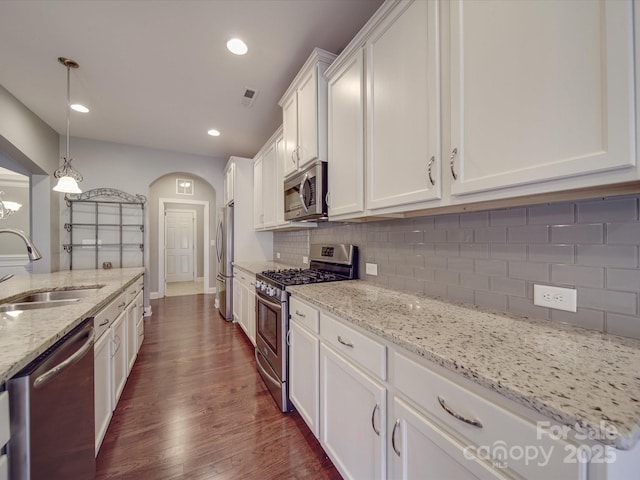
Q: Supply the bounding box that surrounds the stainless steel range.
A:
[254,243,358,412]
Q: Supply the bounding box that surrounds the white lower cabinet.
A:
[391,397,508,480]
[111,311,127,408]
[320,343,386,480]
[289,317,320,438]
[94,328,112,455]
[93,275,145,455]
[288,292,603,480]
[233,268,256,345]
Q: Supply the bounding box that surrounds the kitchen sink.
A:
[10,287,104,303]
[0,286,104,313]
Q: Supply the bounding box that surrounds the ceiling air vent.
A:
[241,87,258,107]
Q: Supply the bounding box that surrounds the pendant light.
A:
[53,57,83,194]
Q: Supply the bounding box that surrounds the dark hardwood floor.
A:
[96,294,341,479]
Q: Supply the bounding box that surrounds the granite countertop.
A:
[0,268,144,384]
[288,280,640,450]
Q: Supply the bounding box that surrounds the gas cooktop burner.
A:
[260,268,346,286]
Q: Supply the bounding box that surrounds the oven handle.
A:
[255,349,281,389]
[256,292,283,312]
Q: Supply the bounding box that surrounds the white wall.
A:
[0,84,60,273]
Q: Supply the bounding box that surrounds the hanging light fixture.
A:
[0,191,21,220]
[53,57,83,194]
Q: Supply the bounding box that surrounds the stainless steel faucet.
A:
[0,228,42,282]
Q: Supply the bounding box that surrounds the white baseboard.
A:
[143,305,152,317]
[150,291,160,300]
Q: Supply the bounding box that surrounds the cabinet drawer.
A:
[94,292,126,339]
[290,296,319,333]
[320,312,386,380]
[126,277,143,304]
[392,351,585,479]
[0,392,8,447]
[137,316,144,351]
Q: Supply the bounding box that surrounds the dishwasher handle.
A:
[34,323,96,389]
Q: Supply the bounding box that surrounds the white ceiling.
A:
[0,0,383,160]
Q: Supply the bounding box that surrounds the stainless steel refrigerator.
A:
[216,204,233,321]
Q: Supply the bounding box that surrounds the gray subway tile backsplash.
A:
[274,195,640,340]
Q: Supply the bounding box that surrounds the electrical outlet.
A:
[276,252,281,259]
[302,256,309,264]
[366,263,378,276]
[533,284,577,312]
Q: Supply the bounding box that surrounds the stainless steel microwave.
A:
[284,161,327,221]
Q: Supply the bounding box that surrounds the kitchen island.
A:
[0,268,144,384]
[289,280,640,451]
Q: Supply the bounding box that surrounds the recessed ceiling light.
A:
[208,129,221,137]
[226,38,248,55]
[70,104,89,113]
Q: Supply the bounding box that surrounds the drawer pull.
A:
[438,396,483,429]
[392,419,401,456]
[450,148,458,180]
[98,319,109,327]
[337,336,353,348]
[295,310,306,318]
[371,403,380,436]
[117,302,126,308]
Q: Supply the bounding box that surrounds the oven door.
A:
[255,291,286,383]
[255,290,291,412]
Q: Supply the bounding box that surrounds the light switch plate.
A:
[302,256,309,264]
[533,284,577,312]
[366,263,378,276]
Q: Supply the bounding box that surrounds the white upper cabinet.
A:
[279,48,336,178]
[327,48,366,219]
[448,0,636,199]
[223,160,235,206]
[282,94,299,179]
[253,156,264,230]
[261,142,276,228]
[366,0,441,211]
[275,134,287,226]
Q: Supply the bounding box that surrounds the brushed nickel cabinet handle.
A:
[392,419,401,456]
[427,156,436,185]
[371,403,380,436]
[295,310,306,318]
[438,396,483,428]
[117,302,126,308]
[337,335,353,348]
[98,319,109,327]
[450,148,458,180]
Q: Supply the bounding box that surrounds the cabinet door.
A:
[262,142,277,228]
[391,397,508,480]
[367,0,441,211]
[449,0,635,197]
[275,134,287,226]
[126,301,137,374]
[290,320,320,438]
[282,93,299,178]
[247,287,256,345]
[328,48,365,219]
[320,344,386,480]
[297,68,320,169]
[94,330,112,455]
[253,157,264,229]
[232,277,241,324]
[111,312,128,408]
[224,161,235,205]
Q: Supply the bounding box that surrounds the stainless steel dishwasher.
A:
[7,317,96,480]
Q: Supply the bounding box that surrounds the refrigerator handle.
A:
[215,220,222,263]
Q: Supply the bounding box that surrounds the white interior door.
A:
[165,210,195,283]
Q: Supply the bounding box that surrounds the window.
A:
[176,178,194,195]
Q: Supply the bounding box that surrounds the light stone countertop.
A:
[288,280,640,450]
[0,268,145,384]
